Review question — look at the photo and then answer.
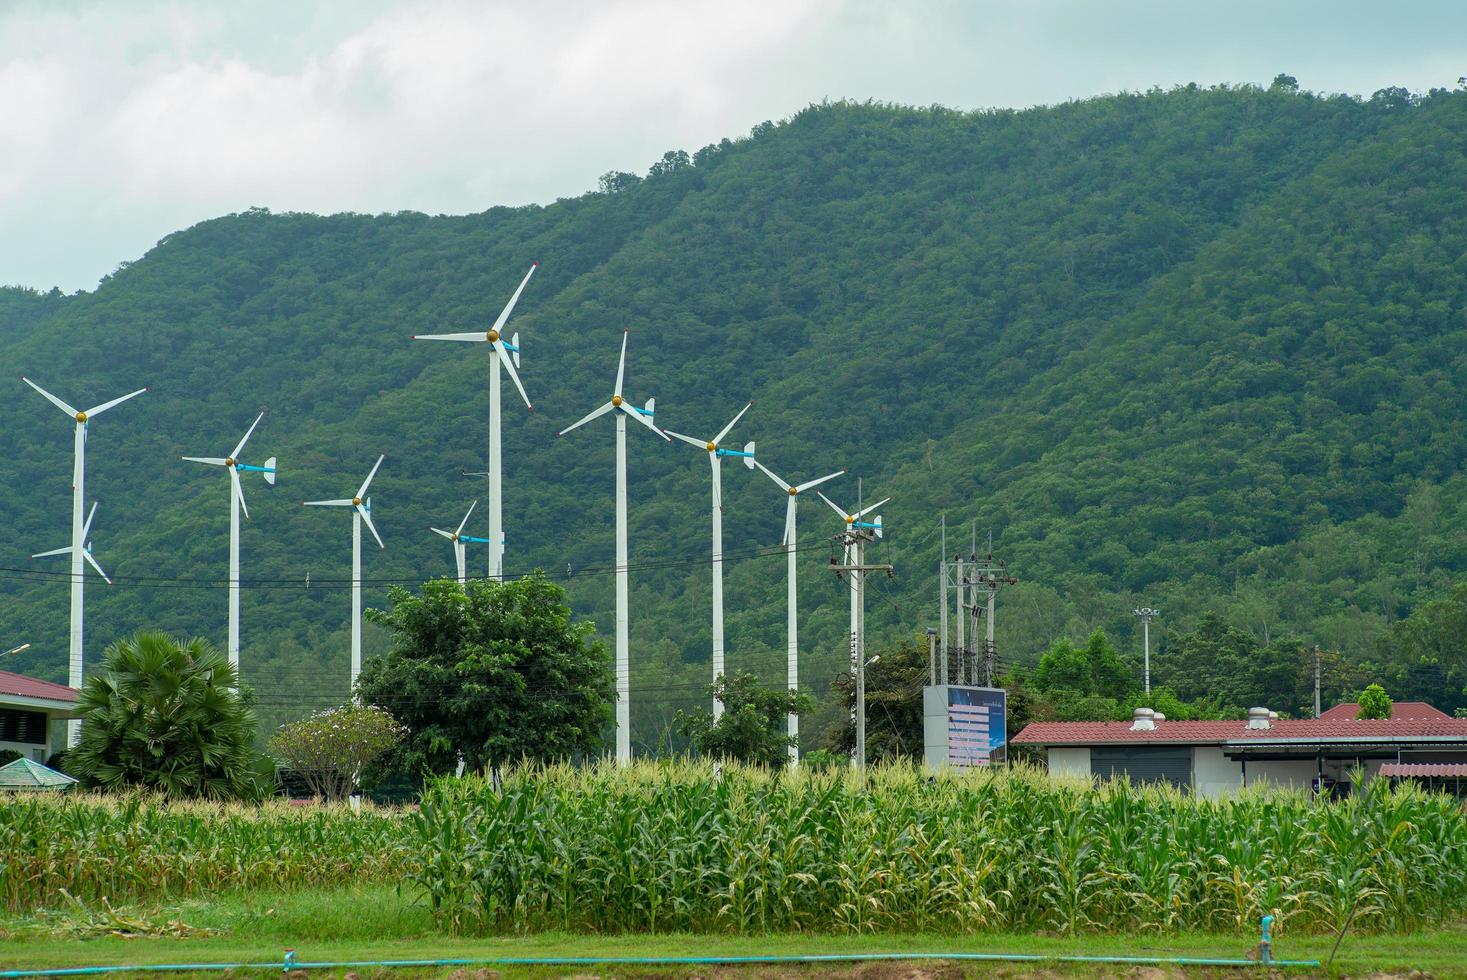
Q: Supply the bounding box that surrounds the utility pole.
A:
[1320,642,1332,718]
[971,549,1016,687]
[832,521,893,771]
[1133,607,1157,694]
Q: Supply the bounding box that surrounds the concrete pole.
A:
[488,347,503,579]
[786,507,800,765]
[67,424,86,746]
[710,456,724,719]
[854,534,866,770]
[614,411,630,764]
[228,464,241,674]
[1143,616,1151,695]
[350,509,362,693]
[954,554,965,684]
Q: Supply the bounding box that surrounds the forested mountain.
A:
[4,81,1467,746]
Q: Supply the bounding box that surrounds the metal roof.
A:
[0,757,77,791]
[0,669,78,703]
[1013,715,1467,747]
[1379,762,1467,778]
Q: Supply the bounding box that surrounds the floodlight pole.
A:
[1134,607,1157,694]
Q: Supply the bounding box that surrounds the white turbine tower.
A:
[304,455,386,692]
[22,375,146,734]
[750,461,844,763]
[663,402,754,718]
[556,330,670,763]
[31,501,112,745]
[431,500,490,586]
[182,412,277,673]
[413,264,536,581]
[819,489,890,769]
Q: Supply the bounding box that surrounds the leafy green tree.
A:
[675,671,814,769]
[68,632,273,801]
[821,636,928,762]
[359,574,613,775]
[1034,629,1135,699]
[1356,683,1393,720]
[268,703,405,801]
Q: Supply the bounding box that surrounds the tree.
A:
[1356,683,1393,720]
[268,704,405,802]
[597,170,641,194]
[675,671,814,769]
[358,574,613,775]
[1034,629,1135,700]
[67,632,272,801]
[822,636,927,762]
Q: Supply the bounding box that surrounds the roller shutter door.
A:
[1091,747,1191,789]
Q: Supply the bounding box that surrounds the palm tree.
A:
[68,631,273,800]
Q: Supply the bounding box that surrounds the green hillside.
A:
[4,81,1467,747]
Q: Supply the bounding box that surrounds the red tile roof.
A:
[1319,701,1452,722]
[1379,763,1467,778]
[1013,715,1467,746]
[0,669,78,704]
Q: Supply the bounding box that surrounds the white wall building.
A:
[0,670,80,763]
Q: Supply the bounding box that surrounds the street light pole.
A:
[1133,607,1157,694]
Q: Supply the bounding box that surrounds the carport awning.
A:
[1380,763,1467,778]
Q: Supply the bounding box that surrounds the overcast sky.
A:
[2,0,1464,293]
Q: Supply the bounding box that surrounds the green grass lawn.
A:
[3,886,1466,978]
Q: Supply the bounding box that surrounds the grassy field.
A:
[4,764,1467,976]
[2,884,1466,977]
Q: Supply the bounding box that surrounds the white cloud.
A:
[1,0,1464,291]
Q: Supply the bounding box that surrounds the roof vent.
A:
[1268,711,1279,721]
[1153,712,1166,722]
[1247,706,1272,730]
[1131,707,1156,731]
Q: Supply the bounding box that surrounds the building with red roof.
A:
[1012,702,1467,798]
[0,669,79,764]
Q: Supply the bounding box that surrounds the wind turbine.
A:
[182,412,277,673]
[750,461,844,763]
[819,488,890,769]
[663,402,754,719]
[555,330,670,763]
[413,263,535,581]
[431,500,490,586]
[31,501,112,745]
[304,454,386,692]
[22,375,146,734]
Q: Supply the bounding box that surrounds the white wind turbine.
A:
[22,375,146,734]
[556,330,670,763]
[31,501,112,745]
[182,412,277,673]
[819,488,890,768]
[750,461,845,763]
[413,264,536,581]
[664,403,755,718]
[304,455,386,692]
[431,500,490,586]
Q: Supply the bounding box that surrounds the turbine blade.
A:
[494,340,532,410]
[619,401,671,440]
[31,546,73,559]
[662,429,707,449]
[557,401,614,437]
[358,505,385,549]
[455,499,478,536]
[857,497,891,520]
[783,497,797,548]
[795,469,846,494]
[84,387,147,418]
[303,499,354,507]
[231,467,250,521]
[356,454,386,499]
[83,549,112,585]
[21,377,79,417]
[182,456,228,466]
[613,330,628,397]
[231,411,265,459]
[431,527,456,540]
[489,263,537,336]
[81,501,98,538]
[714,401,753,445]
[412,332,488,342]
[752,459,791,492]
[817,492,848,521]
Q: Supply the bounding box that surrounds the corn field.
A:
[0,794,410,912]
[406,762,1467,936]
